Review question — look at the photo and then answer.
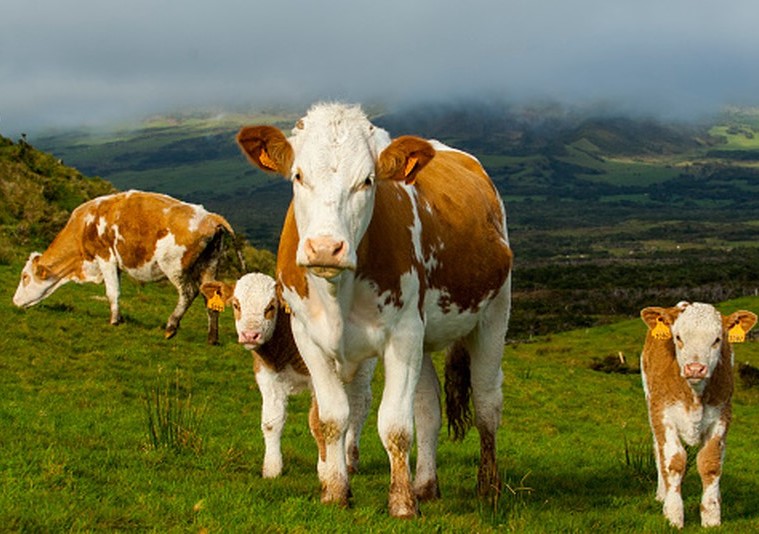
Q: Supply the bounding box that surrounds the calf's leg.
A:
[254,357,289,478]
[698,433,725,527]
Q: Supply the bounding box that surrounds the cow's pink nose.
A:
[238,331,262,345]
[684,362,707,379]
[304,237,346,266]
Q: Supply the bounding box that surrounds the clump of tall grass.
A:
[143,369,206,454]
[623,435,656,483]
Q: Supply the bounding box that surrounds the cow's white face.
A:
[670,302,724,384]
[286,105,391,279]
[232,273,279,350]
[13,253,64,308]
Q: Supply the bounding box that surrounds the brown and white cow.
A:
[237,103,512,517]
[200,273,375,479]
[640,301,757,529]
[13,190,235,344]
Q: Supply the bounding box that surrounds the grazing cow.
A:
[13,190,235,344]
[640,301,757,529]
[236,103,512,517]
[200,273,375,479]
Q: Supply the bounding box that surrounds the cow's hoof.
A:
[320,481,351,508]
[414,479,440,502]
[164,328,177,339]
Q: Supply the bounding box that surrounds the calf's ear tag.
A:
[207,291,225,312]
[651,318,671,340]
[728,323,746,343]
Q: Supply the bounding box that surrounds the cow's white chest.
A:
[663,401,723,447]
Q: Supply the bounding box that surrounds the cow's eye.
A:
[293,171,302,183]
[356,175,373,191]
[713,337,721,347]
[233,301,240,311]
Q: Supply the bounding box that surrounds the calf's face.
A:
[641,302,757,385]
[670,303,724,382]
[202,274,279,350]
[232,273,279,349]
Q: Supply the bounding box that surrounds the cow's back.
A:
[81,191,229,273]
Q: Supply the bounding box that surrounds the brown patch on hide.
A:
[276,203,308,301]
[697,435,724,489]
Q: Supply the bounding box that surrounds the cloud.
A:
[2,0,759,136]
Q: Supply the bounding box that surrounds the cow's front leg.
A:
[658,427,686,529]
[378,331,423,518]
[296,334,351,507]
[697,433,726,527]
[101,263,123,325]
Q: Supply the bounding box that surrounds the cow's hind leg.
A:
[465,280,510,498]
[165,277,198,339]
[414,352,441,501]
[344,358,376,474]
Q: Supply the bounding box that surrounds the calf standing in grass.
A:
[201,273,376,478]
[640,301,757,529]
[13,190,235,344]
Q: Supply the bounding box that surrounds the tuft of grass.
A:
[144,369,207,455]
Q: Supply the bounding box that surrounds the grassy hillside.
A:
[0,135,116,262]
[2,262,758,531]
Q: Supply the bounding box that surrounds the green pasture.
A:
[2,260,759,533]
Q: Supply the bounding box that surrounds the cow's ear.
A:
[32,257,51,281]
[236,126,294,177]
[376,136,435,185]
[724,310,758,342]
[200,281,235,306]
[641,306,679,339]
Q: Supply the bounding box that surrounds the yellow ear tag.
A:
[728,323,746,343]
[207,292,225,312]
[283,301,291,314]
[258,149,277,171]
[404,156,419,185]
[651,319,671,340]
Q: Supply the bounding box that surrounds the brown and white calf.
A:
[640,301,757,529]
[200,273,376,478]
[13,190,235,344]
[237,103,512,517]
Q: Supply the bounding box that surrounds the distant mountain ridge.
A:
[28,103,759,254]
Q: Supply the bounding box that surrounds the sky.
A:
[2,0,759,137]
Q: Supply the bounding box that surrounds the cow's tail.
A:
[212,214,247,273]
[444,341,473,441]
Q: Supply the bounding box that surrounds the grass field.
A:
[2,259,759,533]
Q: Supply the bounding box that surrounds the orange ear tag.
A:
[651,318,671,340]
[258,149,277,171]
[404,156,419,185]
[728,323,746,343]
[207,292,225,312]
